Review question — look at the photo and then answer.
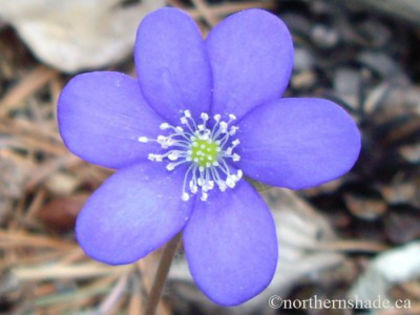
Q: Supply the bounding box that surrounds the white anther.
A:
[236,169,243,180]
[220,122,228,133]
[138,136,148,143]
[201,112,209,121]
[200,192,208,201]
[226,176,236,188]
[218,181,227,191]
[214,114,221,121]
[184,110,191,118]
[232,139,240,146]
[148,154,163,162]
[208,180,215,190]
[166,163,175,171]
[168,152,179,161]
[190,183,198,194]
[160,122,170,130]
[157,135,167,143]
[232,153,240,162]
[182,193,190,201]
[229,126,239,135]
[180,117,188,124]
[229,114,237,120]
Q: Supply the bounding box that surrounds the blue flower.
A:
[58,8,361,306]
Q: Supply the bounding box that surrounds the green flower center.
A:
[138,110,243,202]
[190,139,219,167]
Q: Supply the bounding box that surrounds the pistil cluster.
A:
[138,110,243,201]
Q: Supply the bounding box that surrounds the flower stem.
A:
[144,232,182,315]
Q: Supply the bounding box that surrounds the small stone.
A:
[333,68,362,110]
[311,24,339,48]
[294,47,315,71]
[45,172,80,195]
[344,193,387,221]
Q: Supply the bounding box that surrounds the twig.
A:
[0,229,75,249]
[0,65,58,116]
[98,272,131,314]
[129,272,144,315]
[144,233,182,315]
[318,240,389,252]
[12,263,130,281]
[137,252,171,315]
[25,153,82,191]
[25,188,47,220]
[191,0,219,26]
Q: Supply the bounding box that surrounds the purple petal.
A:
[206,9,293,119]
[135,8,212,122]
[58,71,164,169]
[237,98,361,189]
[76,162,193,265]
[183,180,277,306]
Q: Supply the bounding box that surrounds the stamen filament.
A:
[139,111,243,201]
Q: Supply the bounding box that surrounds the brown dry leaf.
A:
[38,193,89,231]
[0,0,165,72]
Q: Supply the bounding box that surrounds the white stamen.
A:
[138,111,243,202]
[168,152,179,161]
[232,153,241,162]
[201,192,208,201]
[236,169,243,179]
[160,122,170,130]
[182,193,190,201]
[184,110,191,118]
[200,112,209,121]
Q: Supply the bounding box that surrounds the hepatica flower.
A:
[58,8,361,306]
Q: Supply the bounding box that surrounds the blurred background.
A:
[0,0,419,314]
